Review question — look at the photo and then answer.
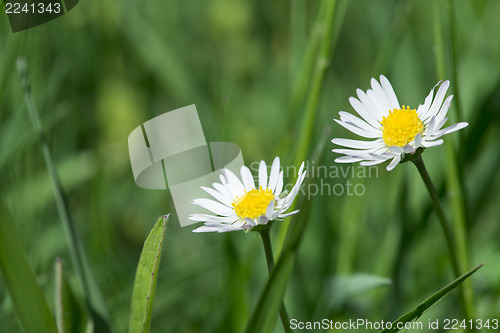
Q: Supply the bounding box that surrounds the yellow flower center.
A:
[232,186,275,219]
[381,106,423,147]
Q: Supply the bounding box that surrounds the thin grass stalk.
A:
[432,0,475,321]
[278,0,342,251]
[16,58,111,332]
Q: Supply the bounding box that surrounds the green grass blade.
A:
[0,200,59,333]
[379,263,483,333]
[16,57,112,332]
[278,0,345,250]
[293,0,338,168]
[55,259,89,333]
[129,215,169,333]
[433,0,475,320]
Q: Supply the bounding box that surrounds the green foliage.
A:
[1,0,500,332]
[0,200,58,333]
[55,259,88,333]
[129,215,168,333]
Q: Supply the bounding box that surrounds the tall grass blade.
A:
[433,0,475,319]
[278,0,345,250]
[16,57,112,332]
[0,199,59,333]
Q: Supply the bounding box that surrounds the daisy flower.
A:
[190,157,307,233]
[331,75,468,171]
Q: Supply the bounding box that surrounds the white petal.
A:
[283,167,306,209]
[335,156,364,163]
[369,152,394,160]
[367,89,390,119]
[192,226,222,233]
[201,186,232,207]
[258,160,268,189]
[265,200,276,220]
[278,210,300,218]
[427,116,437,134]
[219,173,234,198]
[332,138,383,149]
[402,144,415,154]
[414,133,422,147]
[418,81,440,119]
[240,166,256,191]
[339,111,382,134]
[426,80,450,120]
[193,198,234,216]
[371,77,392,112]
[212,182,229,198]
[422,139,444,147]
[189,213,220,222]
[432,117,448,134]
[356,88,384,120]
[432,95,453,127]
[360,159,387,166]
[334,119,381,138]
[222,168,245,197]
[333,148,380,155]
[379,75,400,109]
[258,215,269,225]
[386,155,401,171]
[245,217,257,227]
[388,146,404,154]
[349,97,381,128]
[203,215,239,223]
[274,171,284,196]
[268,157,280,192]
[430,122,468,139]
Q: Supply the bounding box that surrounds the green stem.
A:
[412,156,461,277]
[413,156,476,326]
[259,228,293,333]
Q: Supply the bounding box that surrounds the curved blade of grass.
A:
[129,215,168,333]
[379,263,483,333]
[0,199,58,333]
[55,259,88,333]
[16,57,112,332]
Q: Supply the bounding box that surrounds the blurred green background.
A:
[1,0,500,332]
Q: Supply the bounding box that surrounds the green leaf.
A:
[379,263,484,333]
[0,199,58,333]
[55,259,88,333]
[129,215,169,333]
[329,273,392,310]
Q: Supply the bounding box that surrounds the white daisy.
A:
[331,75,468,171]
[190,157,307,233]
